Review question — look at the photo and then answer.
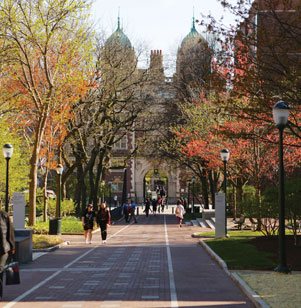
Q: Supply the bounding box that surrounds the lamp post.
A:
[3,144,13,213]
[108,181,112,211]
[220,149,230,235]
[192,176,196,214]
[273,101,290,274]
[56,164,64,218]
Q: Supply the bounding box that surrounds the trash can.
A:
[49,218,62,235]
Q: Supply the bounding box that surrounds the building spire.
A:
[192,7,196,31]
[117,7,121,30]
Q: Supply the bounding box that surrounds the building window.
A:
[110,159,125,168]
[113,136,127,150]
[112,182,123,192]
[163,91,169,98]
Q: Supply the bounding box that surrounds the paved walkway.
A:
[1,213,254,308]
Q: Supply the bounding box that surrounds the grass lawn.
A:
[205,237,277,270]
[33,234,63,249]
[197,230,264,237]
[198,229,296,237]
[28,216,83,234]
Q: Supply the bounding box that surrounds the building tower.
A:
[175,15,212,99]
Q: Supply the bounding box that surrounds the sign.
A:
[215,193,226,238]
[13,192,26,229]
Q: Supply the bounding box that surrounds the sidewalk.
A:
[1,213,254,308]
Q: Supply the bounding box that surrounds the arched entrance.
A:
[133,158,179,204]
[144,169,168,201]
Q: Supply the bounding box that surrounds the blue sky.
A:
[92,0,237,75]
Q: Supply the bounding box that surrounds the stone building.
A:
[103,16,210,204]
[238,0,301,81]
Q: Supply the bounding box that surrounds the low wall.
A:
[202,209,215,219]
[14,229,33,263]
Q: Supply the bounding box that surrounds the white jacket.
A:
[176,204,185,219]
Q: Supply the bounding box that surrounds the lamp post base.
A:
[274,265,291,274]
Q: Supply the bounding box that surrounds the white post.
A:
[215,193,226,238]
[13,192,26,229]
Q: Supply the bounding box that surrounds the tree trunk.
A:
[81,178,87,214]
[255,187,262,231]
[28,113,48,226]
[92,151,106,208]
[89,166,95,205]
[75,164,83,217]
[43,168,49,222]
[208,170,219,209]
[237,179,244,214]
[232,184,237,219]
[28,147,39,226]
[200,176,209,209]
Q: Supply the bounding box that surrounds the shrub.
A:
[46,199,76,217]
[238,185,279,236]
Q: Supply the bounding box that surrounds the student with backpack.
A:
[128,200,137,223]
[96,202,111,244]
[123,202,129,222]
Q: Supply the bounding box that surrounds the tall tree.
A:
[0,0,93,225]
[201,0,301,139]
[61,35,153,213]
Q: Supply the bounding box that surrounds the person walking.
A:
[160,187,165,199]
[175,199,185,228]
[161,197,165,213]
[123,201,129,223]
[96,202,111,244]
[144,198,151,217]
[0,210,15,299]
[82,204,95,244]
[157,197,161,213]
[128,200,137,223]
[152,198,158,216]
[113,195,118,207]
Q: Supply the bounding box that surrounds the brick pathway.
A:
[0,213,254,308]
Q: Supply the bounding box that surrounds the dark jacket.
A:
[0,211,15,255]
[96,209,111,225]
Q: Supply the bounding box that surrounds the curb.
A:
[192,233,214,238]
[199,240,270,308]
[33,241,70,253]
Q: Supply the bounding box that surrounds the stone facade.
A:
[103,18,207,204]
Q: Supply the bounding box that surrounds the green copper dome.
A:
[106,16,132,49]
[181,16,204,47]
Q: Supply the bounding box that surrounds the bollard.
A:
[136,207,139,216]
[172,207,174,214]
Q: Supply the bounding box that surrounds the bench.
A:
[233,216,245,230]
